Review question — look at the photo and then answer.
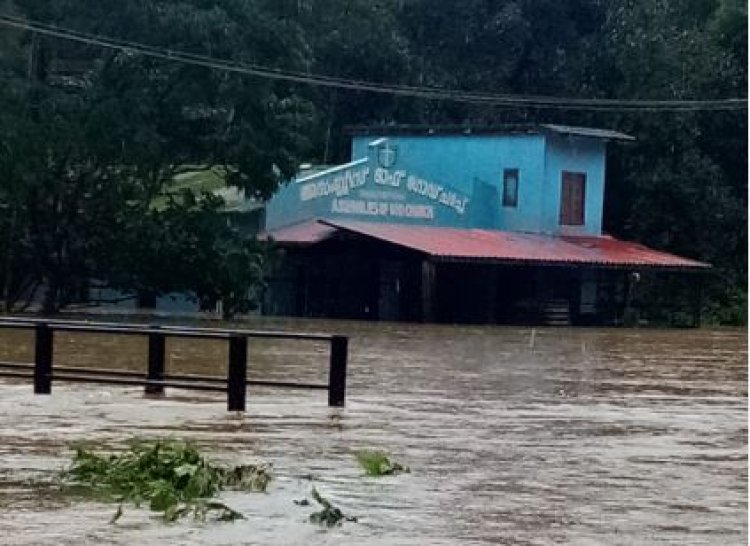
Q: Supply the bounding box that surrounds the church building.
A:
[260,125,708,325]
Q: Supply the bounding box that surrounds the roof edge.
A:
[344,123,634,141]
[295,158,368,184]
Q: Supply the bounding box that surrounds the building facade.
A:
[262,125,708,325]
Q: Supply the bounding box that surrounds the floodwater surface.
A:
[0,318,746,545]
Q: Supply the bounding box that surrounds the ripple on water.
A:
[0,321,746,545]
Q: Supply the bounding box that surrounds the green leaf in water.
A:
[308,487,357,527]
[149,488,178,512]
[355,450,410,476]
[174,463,198,479]
[60,439,271,523]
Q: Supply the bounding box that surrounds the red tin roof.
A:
[264,219,709,270]
[260,220,337,245]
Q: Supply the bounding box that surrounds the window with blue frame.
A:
[502,169,519,208]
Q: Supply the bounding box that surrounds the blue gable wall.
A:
[265,130,609,236]
[542,135,606,235]
[265,159,370,229]
[351,134,548,232]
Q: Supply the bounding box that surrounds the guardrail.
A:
[0,317,348,411]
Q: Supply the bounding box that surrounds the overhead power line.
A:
[0,13,746,112]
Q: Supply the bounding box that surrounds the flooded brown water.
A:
[0,318,746,545]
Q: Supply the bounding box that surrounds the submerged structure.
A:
[261,125,708,325]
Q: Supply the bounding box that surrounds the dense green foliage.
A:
[62,439,272,522]
[0,0,745,322]
[0,0,312,314]
[59,439,411,527]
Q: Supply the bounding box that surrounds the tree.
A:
[0,0,314,313]
[597,0,747,324]
[397,0,746,323]
[279,0,414,163]
[0,0,745,323]
[102,191,269,318]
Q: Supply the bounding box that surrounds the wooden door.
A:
[559,172,586,226]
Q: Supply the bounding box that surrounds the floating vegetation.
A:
[61,439,272,523]
[308,487,357,527]
[356,450,410,476]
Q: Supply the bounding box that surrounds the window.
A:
[502,169,519,207]
[559,171,586,226]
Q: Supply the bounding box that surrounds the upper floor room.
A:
[264,124,634,236]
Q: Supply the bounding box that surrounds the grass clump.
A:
[61,439,271,523]
[308,487,357,527]
[356,450,409,477]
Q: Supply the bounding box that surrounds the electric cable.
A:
[1,13,746,112]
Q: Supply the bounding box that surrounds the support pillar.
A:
[227,335,248,412]
[420,260,436,323]
[297,259,310,317]
[621,270,631,326]
[34,323,52,394]
[692,274,704,328]
[485,266,497,323]
[145,332,165,395]
[623,271,641,327]
[328,336,348,407]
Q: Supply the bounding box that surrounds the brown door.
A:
[560,171,586,226]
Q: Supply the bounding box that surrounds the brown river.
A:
[0,317,746,545]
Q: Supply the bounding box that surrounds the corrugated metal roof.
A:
[260,220,337,245]
[266,219,708,270]
[540,124,635,141]
[345,123,635,141]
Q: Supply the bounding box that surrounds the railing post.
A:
[328,335,348,407]
[34,323,53,394]
[227,335,247,412]
[145,332,166,395]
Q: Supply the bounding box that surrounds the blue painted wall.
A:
[265,159,371,229]
[265,131,608,236]
[351,134,548,232]
[542,135,606,236]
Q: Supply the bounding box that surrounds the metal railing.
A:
[0,317,348,411]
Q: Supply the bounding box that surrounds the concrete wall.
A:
[266,141,474,230]
[265,132,607,236]
[352,134,548,232]
[88,286,200,312]
[265,159,370,230]
[542,135,606,236]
